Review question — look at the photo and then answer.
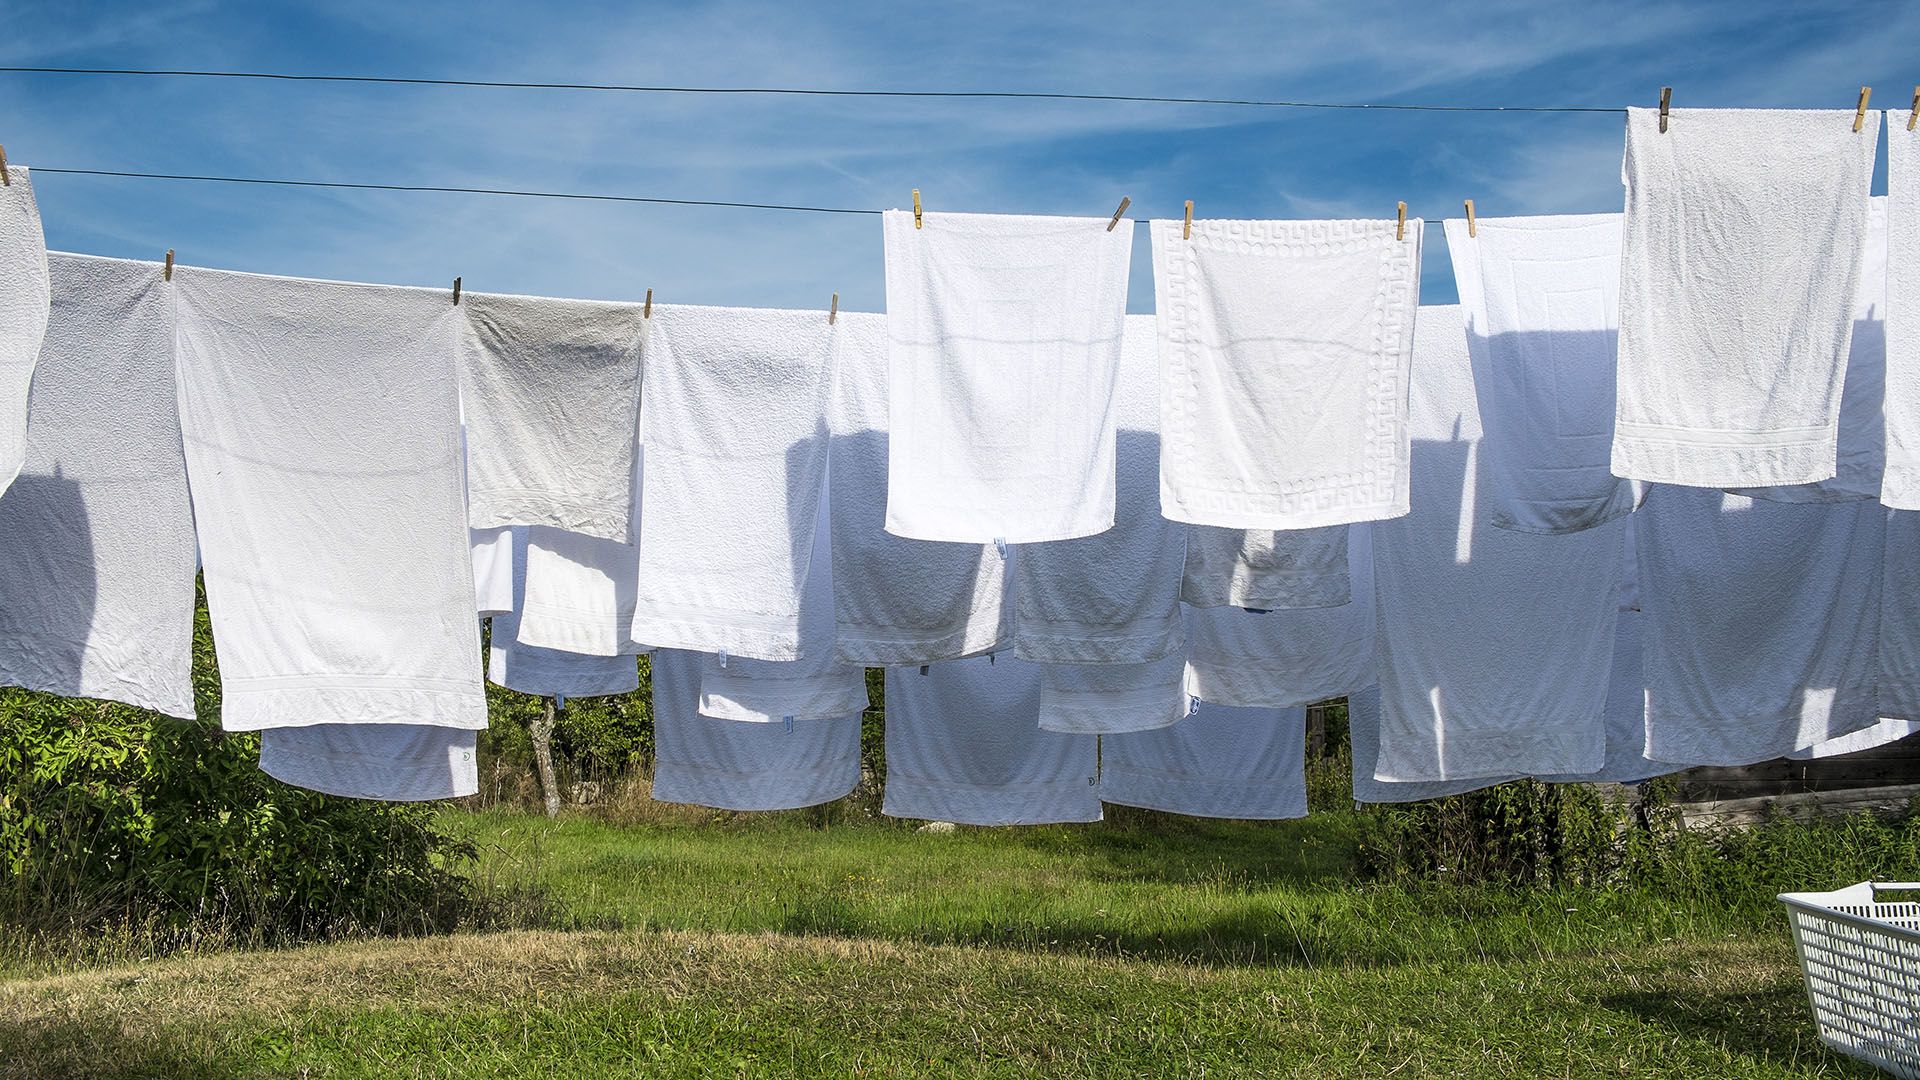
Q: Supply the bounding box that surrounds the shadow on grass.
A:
[1603,984,1881,1077]
[0,1015,241,1080]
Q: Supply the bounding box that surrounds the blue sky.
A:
[2,1,1915,312]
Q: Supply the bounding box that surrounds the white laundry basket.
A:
[1779,882,1920,1077]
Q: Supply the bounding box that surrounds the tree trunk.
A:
[530,698,561,818]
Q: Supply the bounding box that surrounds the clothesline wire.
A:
[0,65,1631,113]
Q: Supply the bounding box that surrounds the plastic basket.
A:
[1779,882,1920,1077]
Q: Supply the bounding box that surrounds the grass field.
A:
[0,806,1883,1078]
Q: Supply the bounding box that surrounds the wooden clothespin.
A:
[1107,197,1131,232]
[1855,87,1873,133]
[829,292,839,325]
[451,276,462,305]
[1464,199,1477,238]
[163,250,174,282]
[1183,200,1193,240]
[643,288,652,319]
[0,144,9,187]
[1910,86,1919,132]
[1396,201,1406,241]
[1658,87,1672,133]
[912,189,922,229]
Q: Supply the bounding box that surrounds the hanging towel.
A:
[172,266,485,731]
[1153,217,1420,530]
[457,291,645,541]
[1180,524,1349,609]
[1446,212,1643,533]
[0,253,194,717]
[882,654,1101,825]
[1636,486,1883,766]
[1036,653,1188,735]
[518,529,643,655]
[627,304,834,660]
[1884,113,1920,507]
[0,167,49,498]
[882,209,1131,543]
[259,724,478,801]
[829,311,1014,664]
[471,527,515,617]
[1540,611,1675,785]
[1013,314,1184,662]
[1348,686,1515,803]
[698,476,867,722]
[1879,509,1920,722]
[1729,196,1889,503]
[1182,525,1374,708]
[1613,107,1880,488]
[488,528,638,697]
[1372,305,1622,782]
[1099,701,1308,819]
[650,649,860,811]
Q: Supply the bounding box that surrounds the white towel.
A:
[649,649,860,811]
[1182,524,1374,708]
[457,291,645,541]
[1153,217,1420,529]
[1348,686,1513,803]
[1728,196,1889,503]
[882,654,1100,825]
[1879,509,1920,722]
[628,305,834,660]
[471,527,515,616]
[829,311,1014,664]
[1099,701,1307,819]
[882,209,1131,543]
[698,477,867,723]
[259,724,478,801]
[1540,610,1675,785]
[1884,113,1920,507]
[1013,314,1185,662]
[488,528,638,697]
[0,167,49,497]
[1036,653,1188,735]
[517,528,643,655]
[1180,524,1350,610]
[1636,486,1883,766]
[1372,305,1622,782]
[1613,107,1880,488]
[0,253,195,717]
[1446,212,1643,533]
[1788,720,1920,760]
[172,265,485,731]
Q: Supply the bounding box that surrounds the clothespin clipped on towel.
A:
[0,144,9,186]
[912,189,923,229]
[1658,87,1671,133]
[1910,86,1920,132]
[643,288,653,319]
[1855,87,1873,133]
[1396,202,1406,241]
[1464,199,1477,238]
[1183,200,1193,240]
[163,250,174,282]
[1107,197,1131,232]
[451,276,462,305]
[829,293,839,325]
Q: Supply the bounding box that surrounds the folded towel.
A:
[1884,113,1920,507]
[1372,305,1621,782]
[1348,686,1514,803]
[471,527,515,616]
[259,724,478,801]
[0,253,195,717]
[882,654,1100,825]
[1036,653,1188,735]
[489,528,638,697]
[1153,217,1420,529]
[628,305,834,660]
[0,167,49,497]
[172,265,485,731]
[457,291,645,541]
[698,477,867,722]
[649,649,860,811]
[1013,314,1184,662]
[1182,525,1374,708]
[1728,196,1888,502]
[1636,486,1883,766]
[829,311,1014,664]
[1099,701,1308,819]
[882,209,1131,543]
[1180,524,1349,609]
[1614,107,1880,488]
[1446,212,1643,533]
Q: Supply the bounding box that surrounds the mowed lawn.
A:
[0,807,1878,1079]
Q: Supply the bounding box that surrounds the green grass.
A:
[0,806,1887,1078]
